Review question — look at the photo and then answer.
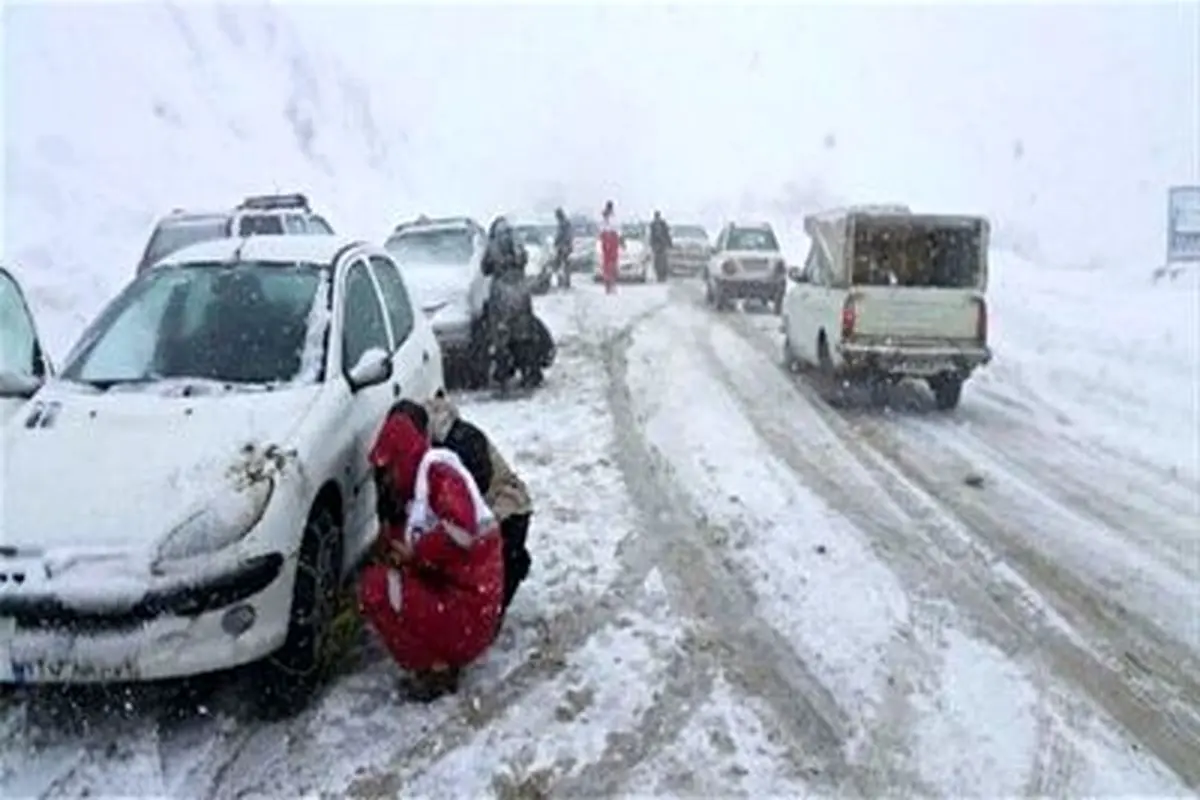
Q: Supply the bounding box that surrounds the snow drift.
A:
[2,2,409,357]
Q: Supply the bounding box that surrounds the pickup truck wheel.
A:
[253,504,343,720]
[928,374,964,410]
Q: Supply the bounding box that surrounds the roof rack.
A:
[238,193,311,211]
[393,215,476,232]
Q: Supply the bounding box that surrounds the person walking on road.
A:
[598,200,620,295]
[649,210,672,283]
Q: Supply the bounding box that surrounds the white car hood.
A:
[403,262,475,313]
[0,381,321,554]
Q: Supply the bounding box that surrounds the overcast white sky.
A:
[283,2,1197,269]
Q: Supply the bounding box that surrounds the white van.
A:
[781,205,992,410]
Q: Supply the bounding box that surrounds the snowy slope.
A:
[2,2,408,357]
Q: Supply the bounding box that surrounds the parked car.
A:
[594,221,651,283]
[510,218,558,294]
[703,222,788,313]
[0,266,52,425]
[781,204,992,410]
[384,216,491,387]
[0,235,443,717]
[568,214,599,273]
[668,223,712,275]
[135,193,336,275]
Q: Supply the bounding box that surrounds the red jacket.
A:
[361,412,503,671]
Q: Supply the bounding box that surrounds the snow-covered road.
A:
[1,278,1196,798]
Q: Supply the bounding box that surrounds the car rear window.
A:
[143,218,229,266]
[238,215,286,236]
[851,219,984,288]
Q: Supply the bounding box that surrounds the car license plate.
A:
[10,655,140,684]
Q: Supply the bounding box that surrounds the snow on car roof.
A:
[156,234,360,267]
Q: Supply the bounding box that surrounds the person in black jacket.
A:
[552,208,573,290]
[649,211,672,283]
[481,217,548,388]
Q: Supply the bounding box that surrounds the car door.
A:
[0,268,53,424]
[337,255,399,558]
[367,253,438,399]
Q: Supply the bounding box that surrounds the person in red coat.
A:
[357,410,505,702]
[598,200,620,294]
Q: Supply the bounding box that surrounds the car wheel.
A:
[928,373,964,410]
[253,502,342,720]
[783,334,801,373]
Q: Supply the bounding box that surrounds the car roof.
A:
[389,220,476,236]
[155,234,364,268]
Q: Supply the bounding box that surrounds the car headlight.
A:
[155,478,274,564]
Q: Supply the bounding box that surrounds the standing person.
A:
[553,207,573,290]
[649,210,672,283]
[358,410,504,702]
[598,201,621,294]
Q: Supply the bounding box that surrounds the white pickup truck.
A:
[781,205,992,410]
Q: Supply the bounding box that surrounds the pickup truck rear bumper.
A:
[839,342,992,378]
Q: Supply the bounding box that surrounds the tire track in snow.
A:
[687,284,1200,789]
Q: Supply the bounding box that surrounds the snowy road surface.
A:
[1,278,1197,798]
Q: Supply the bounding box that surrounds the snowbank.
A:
[2,3,410,357]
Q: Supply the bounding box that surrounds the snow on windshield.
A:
[672,225,709,240]
[144,217,228,265]
[59,262,328,387]
[727,228,780,251]
[385,228,474,265]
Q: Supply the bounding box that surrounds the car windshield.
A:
[0,272,38,377]
[143,217,228,266]
[512,226,547,246]
[727,228,780,251]
[60,262,329,388]
[572,219,598,237]
[385,228,475,265]
[673,225,709,241]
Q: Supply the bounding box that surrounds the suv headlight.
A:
[155,479,274,564]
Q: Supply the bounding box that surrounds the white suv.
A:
[0,235,442,716]
[135,193,336,274]
[704,222,788,313]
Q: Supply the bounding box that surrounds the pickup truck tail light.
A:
[975,297,988,344]
[841,295,858,340]
[721,260,738,276]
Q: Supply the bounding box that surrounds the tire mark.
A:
[692,285,1200,788]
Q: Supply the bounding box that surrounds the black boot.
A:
[400,667,461,703]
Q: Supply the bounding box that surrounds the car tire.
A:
[929,373,964,410]
[783,334,801,373]
[252,502,343,720]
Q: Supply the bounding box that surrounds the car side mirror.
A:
[787,266,808,283]
[0,371,44,400]
[346,347,393,392]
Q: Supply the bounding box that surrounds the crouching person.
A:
[395,393,534,625]
[358,410,504,703]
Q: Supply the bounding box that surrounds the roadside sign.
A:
[1166,185,1200,263]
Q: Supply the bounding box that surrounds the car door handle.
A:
[392,383,401,398]
[423,350,430,363]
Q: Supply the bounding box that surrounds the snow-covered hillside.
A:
[2,2,408,357]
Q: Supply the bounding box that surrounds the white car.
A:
[667,223,712,275]
[0,266,53,425]
[0,235,443,714]
[594,222,652,283]
[782,205,992,409]
[384,216,491,387]
[511,218,558,294]
[704,222,788,313]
